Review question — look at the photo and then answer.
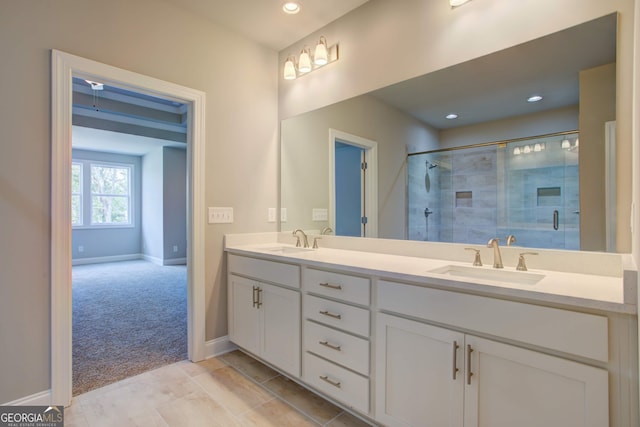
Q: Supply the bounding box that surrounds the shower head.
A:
[426,161,439,169]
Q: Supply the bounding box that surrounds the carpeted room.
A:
[72,260,187,395]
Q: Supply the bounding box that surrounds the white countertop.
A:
[225,240,637,315]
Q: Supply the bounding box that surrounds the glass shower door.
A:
[501,133,579,250]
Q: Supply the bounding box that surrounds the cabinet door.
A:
[464,335,609,427]
[261,283,301,377]
[376,313,464,427]
[228,274,260,356]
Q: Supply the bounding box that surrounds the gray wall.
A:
[71,149,142,260]
[162,148,187,262]
[0,0,277,404]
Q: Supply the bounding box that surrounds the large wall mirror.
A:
[281,13,617,252]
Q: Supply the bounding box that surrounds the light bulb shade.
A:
[298,49,311,73]
[513,147,521,155]
[283,58,296,80]
[574,138,579,147]
[534,143,541,152]
[314,37,328,66]
[523,145,531,154]
[561,139,570,149]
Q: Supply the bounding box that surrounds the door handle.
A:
[466,344,473,385]
[553,210,559,230]
[252,286,258,308]
[452,340,460,380]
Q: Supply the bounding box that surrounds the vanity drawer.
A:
[303,352,369,414]
[304,294,370,337]
[378,280,608,362]
[228,254,300,289]
[304,268,370,305]
[304,320,369,376]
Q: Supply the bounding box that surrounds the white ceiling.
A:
[162,0,370,51]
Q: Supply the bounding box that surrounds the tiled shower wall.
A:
[407,135,579,250]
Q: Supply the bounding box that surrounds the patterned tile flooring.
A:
[66,350,374,426]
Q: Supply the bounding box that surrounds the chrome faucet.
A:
[293,229,309,248]
[321,227,334,235]
[506,235,516,247]
[487,238,503,269]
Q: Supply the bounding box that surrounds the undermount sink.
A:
[262,245,315,254]
[428,265,545,285]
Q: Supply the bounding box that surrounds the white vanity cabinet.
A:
[376,280,610,427]
[302,268,371,414]
[228,254,301,377]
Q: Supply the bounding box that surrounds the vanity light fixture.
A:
[298,47,312,73]
[450,0,471,7]
[527,95,543,103]
[445,113,459,120]
[282,36,339,80]
[282,2,300,14]
[314,36,329,66]
[283,55,297,80]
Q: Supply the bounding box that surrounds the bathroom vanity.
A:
[225,233,638,427]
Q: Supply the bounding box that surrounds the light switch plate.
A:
[312,208,328,221]
[208,207,234,223]
[281,208,287,222]
[268,208,276,223]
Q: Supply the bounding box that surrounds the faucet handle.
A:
[313,237,321,249]
[506,235,516,246]
[465,248,483,266]
[516,252,538,271]
[292,230,301,247]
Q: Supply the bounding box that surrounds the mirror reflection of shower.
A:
[424,207,434,240]
[424,160,438,193]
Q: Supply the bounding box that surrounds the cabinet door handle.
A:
[319,375,342,388]
[553,210,559,230]
[319,310,342,320]
[319,340,342,351]
[319,282,342,290]
[252,286,258,308]
[452,340,460,380]
[256,287,263,308]
[466,344,474,385]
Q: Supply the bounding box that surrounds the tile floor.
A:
[66,350,375,426]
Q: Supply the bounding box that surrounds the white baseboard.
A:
[163,257,187,266]
[3,389,51,406]
[72,253,142,266]
[143,254,163,265]
[204,335,237,359]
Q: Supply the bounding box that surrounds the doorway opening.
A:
[70,80,190,394]
[328,129,378,237]
[51,50,206,406]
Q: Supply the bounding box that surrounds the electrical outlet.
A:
[173,245,178,252]
[78,245,84,253]
[268,208,276,223]
[208,207,234,224]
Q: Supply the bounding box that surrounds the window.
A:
[72,159,134,228]
[90,163,132,225]
[71,162,83,226]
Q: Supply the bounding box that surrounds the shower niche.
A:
[407,132,580,250]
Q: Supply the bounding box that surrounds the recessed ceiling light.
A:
[527,95,543,103]
[446,113,458,120]
[282,2,300,14]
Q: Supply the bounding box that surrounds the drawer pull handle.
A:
[256,287,263,308]
[466,345,473,385]
[319,310,342,320]
[319,375,342,388]
[252,286,258,308]
[452,340,459,380]
[319,340,342,351]
[319,282,342,290]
